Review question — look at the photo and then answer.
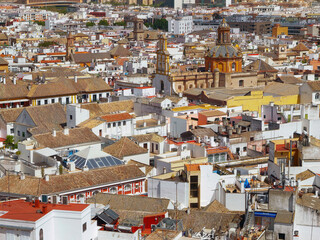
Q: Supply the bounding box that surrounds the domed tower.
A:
[205,19,242,73]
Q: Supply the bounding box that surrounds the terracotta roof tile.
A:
[0,164,145,196]
[32,127,100,149]
[101,112,133,122]
[103,137,148,159]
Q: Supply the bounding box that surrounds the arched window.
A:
[110,187,117,194]
[77,194,84,201]
[39,229,43,240]
[239,80,244,87]
[93,190,99,196]
[316,93,320,100]
[232,63,236,71]
[124,184,132,192]
[160,80,164,93]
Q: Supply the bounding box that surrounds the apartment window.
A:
[17,131,20,136]
[109,187,117,194]
[250,137,254,141]
[278,233,285,240]
[239,80,244,87]
[44,100,48,105]
[118,122,121,126]
[113,122,116,127]
[66,97,70,104]
[214,154,220,162]
[37,100,41,105]
[93,94,97,101]
[190,176,198,198]
[10,129,14,134]
[243,147,247,152]
[82,222,87,232]
[22,132,25,138]
[124,184,131,192]
[155,144,158,151]
[190,203,198,208]
[39,229,43,240]
[59,98,62,104]
[108,123,111,128]
[69,115,73,120]
[143,143,148,149]
[315,93,320,100]
[123,121,126,126]
[51,99,55,103]
[99,94,102,98]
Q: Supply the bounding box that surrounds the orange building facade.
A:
[205,19,243,73]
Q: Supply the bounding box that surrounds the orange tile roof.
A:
[206,146,230,155]
[0,199,88,222]
[40,60,62,63]
[185,163,209,172]
[101,112,133,122]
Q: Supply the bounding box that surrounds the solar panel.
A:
[105,208,119,220]
[72,153,123,170]
[90,160,99,168]
[87,161,94,169]
[101,158,111,167]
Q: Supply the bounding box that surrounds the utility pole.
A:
[288,140,292,182]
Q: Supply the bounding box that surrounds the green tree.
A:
[114,21,125,26]
[98,20,109,26]
[38,41,57,48]
[4,135,14,149]
[86,22,95,27]
[152,19,168,31]
[34,20,45,26]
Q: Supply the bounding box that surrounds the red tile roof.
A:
[135,87,153,89]
[0,199,88,222]
[101,112,134,122]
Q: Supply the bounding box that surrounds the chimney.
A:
[35,198,40,208]
[19,172,25,180]
[42,205,48,214]
[74,75,78,83]
[210,136,215,147]
[44,174,49,181]
[63,127,69,135]
[52,129,56,137]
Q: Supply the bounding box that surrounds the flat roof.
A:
[0,199,88,222]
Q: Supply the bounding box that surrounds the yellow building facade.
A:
[227,91,299,114]
[272,24,288,38]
